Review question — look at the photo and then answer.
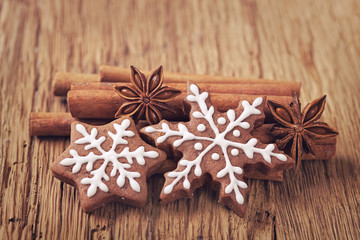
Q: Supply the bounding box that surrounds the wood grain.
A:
[1,0,359,239]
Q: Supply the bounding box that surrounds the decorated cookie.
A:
[141,83,294,217]
[51,117,166,212]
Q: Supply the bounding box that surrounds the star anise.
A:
[114,66,181,125]
[267,95,338,170]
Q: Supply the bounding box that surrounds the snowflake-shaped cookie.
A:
[51,117,166,212]
[142,84,294,217]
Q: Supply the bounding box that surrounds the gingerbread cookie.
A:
[142,83,294,217]
[51,117,166,212]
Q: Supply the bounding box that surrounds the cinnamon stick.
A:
[30,112,109,136]
[70,82,296,97]
[67,90,293,122]
[53,69,301,96]
[100,65,300,89]
[53,73,100,96]
[30,112,73,136]
[31,112,271,137]
[30,112,275,139]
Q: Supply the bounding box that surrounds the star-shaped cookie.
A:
[51,117,166,212]
[141,83,294,217]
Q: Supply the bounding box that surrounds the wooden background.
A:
[0,0,359,239]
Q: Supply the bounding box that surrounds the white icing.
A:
[231,149,239,156]
[212,153,220,160]
[233,130,240,137]
[60,119,159,197]
[217,117,226,125]
[197,124,206,132]
[145,84,287,204]
[194,142,203,150]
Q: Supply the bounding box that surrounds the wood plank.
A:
[0,0,359,239]
[0,1,38,238]
[251,1,360,238]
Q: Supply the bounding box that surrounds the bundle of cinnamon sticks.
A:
[32,65,331,180]
[32,65,301,135]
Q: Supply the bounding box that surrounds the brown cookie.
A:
[141,83,294,217]
[51,117,166,212]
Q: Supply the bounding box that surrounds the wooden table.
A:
[1,0,359,239]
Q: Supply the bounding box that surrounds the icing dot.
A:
[197,124,206,132]
[233,130,240,137]
[194,142,203,150]
[231,149,239,156]
[212,153,220,160]
[217,117,226,125]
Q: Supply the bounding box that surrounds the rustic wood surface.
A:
[1,0,359,239]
